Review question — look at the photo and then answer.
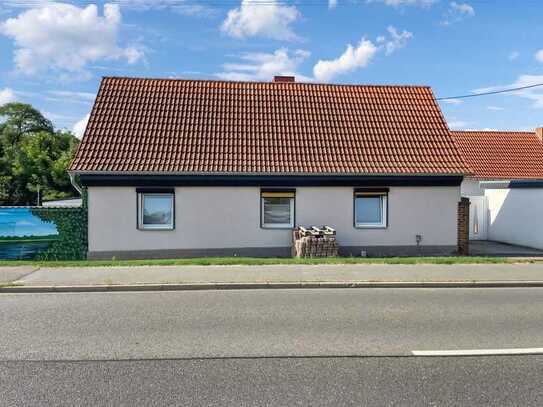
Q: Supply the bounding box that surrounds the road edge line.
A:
[412,348,543,356]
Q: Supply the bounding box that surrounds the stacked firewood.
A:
[292,226,339,258]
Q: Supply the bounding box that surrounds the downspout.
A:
[69,172,83,195]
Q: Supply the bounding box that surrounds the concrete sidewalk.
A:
[2,263,543,292]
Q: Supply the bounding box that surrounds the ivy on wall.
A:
[30,188,88,260]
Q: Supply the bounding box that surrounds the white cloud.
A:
[380,26,412,55]
[313,26,411,82]
[371,0,436,7]
[442,1,475,25]
[487,106,504,111]
[217,48,311,82]
[221,0,301,41]
[0,1,48,8]
[448,120,469,129]
[0,88,17,105]
[217,25,412,84]
[535,49,543,63]
[313,39,378,82]
[48,90,96,101]
[3,0,216,17]
[0,3,144,78]
[72,113,90,139]
[463,127,498,131]
[509,51,519,60]
[44,90,96,105]
[328,0,338,9]
[450,2,475,16]
[473,75,543,108]
[442,98,463,105]
[111,0,216,17]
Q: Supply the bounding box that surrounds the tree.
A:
[0,103,79,206]
[0,103,54,144]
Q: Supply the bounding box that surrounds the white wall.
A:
[486,188,543,250]
[88,186,460,252]
[461,178,484,196]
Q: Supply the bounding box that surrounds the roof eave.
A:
[69,170,467,177]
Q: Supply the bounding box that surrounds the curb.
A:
[3,281,543,293]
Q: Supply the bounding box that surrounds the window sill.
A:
[138,226,175,231]
[354,225,388,229]
[261,225,294,230]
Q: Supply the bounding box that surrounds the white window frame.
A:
[354,193,388,229]
[261,195,295,229]
[138,193,174,230]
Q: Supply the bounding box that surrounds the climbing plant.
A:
[30,188,87,260]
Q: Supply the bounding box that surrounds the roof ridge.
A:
[101,76,432,89]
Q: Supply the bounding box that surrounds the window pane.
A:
[356,196,382,224]
[143,195,172,226]
[263,197,292,225]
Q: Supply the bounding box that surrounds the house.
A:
[452,130,543,196]
[69,76,469,260]
[451,130,543,248]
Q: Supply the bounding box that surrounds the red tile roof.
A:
[70,77,468,175]
[452,131,543,179]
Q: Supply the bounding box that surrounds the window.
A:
[137,190,174,230]
[354,190,388,228]
[261,190,295,228]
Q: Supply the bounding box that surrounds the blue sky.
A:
[0,208,58,237]
[0,0,542,135]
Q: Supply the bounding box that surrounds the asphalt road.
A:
[2,288,543,359]
[2,288,543,406]
[2,356,543,406]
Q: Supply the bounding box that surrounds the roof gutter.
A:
[77,173,464,188]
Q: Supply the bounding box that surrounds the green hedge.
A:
[29,189,87,260]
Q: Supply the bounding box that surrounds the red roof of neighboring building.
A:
[70,77,468,175]
[451,130,543,179]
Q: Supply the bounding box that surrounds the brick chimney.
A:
[273,75,295,83]
[536,127,543,142]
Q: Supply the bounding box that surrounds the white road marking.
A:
[412,348,543,356]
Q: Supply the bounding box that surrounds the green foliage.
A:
[30,206,87,260]
[0,103,79,205]
[0,103,53,142]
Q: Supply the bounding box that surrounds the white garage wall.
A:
[87,186,460,254]
[486,188,543,250]
[461,178,485,196]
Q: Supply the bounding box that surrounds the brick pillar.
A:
[457,197,470,255]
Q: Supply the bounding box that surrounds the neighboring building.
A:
[452,130,543,196]
[42,197,82,207]
[451,130,543,246]
[482,180,543,250]
[70,76,468,260]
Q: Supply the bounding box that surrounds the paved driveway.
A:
[470,240,543,257]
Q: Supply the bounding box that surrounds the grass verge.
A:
[0,256,532,268]
[0,282,23,288]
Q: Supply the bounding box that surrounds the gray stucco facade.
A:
[87,185,460,259]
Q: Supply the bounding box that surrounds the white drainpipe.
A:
[69,172,83,195]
